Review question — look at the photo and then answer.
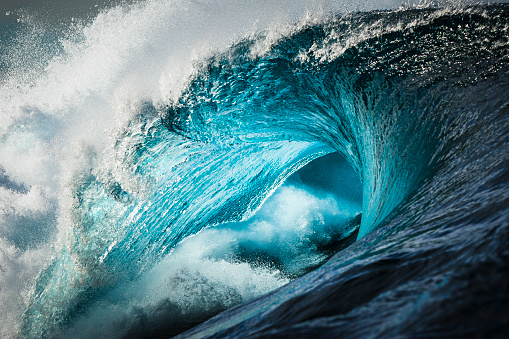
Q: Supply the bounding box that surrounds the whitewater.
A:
[0,0,508,338]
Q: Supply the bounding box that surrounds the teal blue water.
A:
[0,2,508,338]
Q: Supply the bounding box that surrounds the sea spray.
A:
[1,1,508,338]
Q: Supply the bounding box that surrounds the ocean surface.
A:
[0,1,508,338]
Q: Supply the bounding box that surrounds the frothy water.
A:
[1,0,508,338]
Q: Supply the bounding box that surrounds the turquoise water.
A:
[0,1,508,338]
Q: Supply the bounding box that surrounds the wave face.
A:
[1,1,508,338]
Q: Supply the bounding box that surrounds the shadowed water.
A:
[0,1,508,338]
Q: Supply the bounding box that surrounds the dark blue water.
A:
[0,2,508,338]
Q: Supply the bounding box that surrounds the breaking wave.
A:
[0,1,508,338]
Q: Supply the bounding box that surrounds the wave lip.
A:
[1,2,508,338]
[171,4,509,338]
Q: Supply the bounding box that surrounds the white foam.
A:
[58,181,360,338]
[0,0,428,336]
[61,231,288,338]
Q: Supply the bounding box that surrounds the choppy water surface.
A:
[0,1,508,338]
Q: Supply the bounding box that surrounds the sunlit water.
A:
[1,1,508,338]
